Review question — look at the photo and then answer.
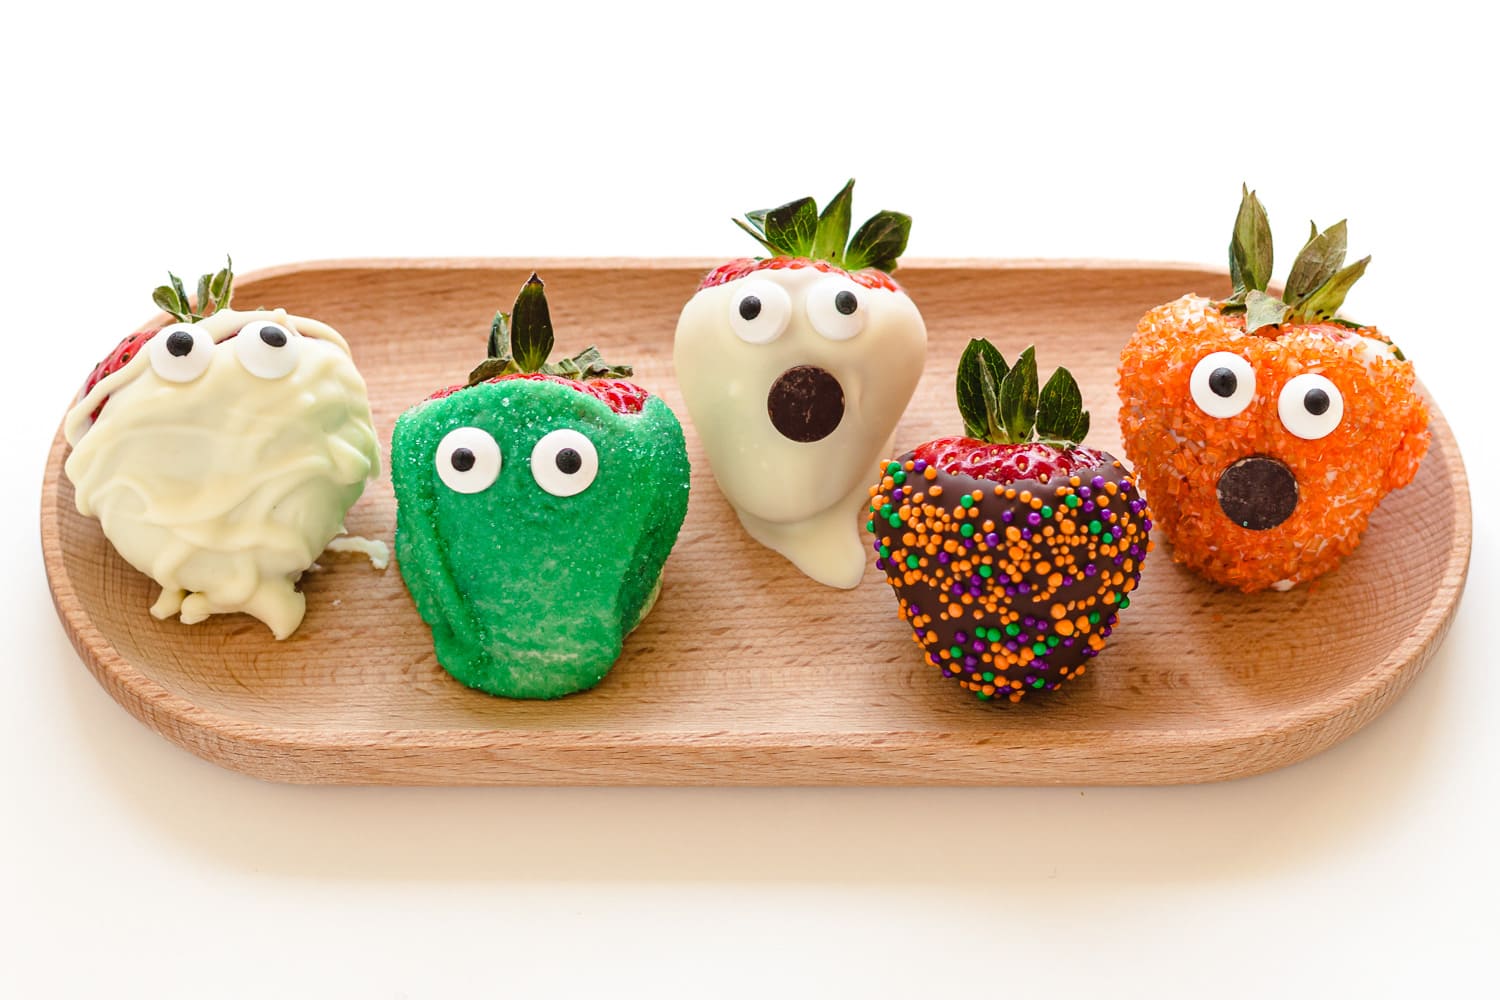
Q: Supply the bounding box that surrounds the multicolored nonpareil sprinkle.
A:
[869,454,1152,703]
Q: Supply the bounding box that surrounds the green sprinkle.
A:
[880,503,893,517]
[886,461,901,474]
[1065,495,1081,508]
[982,672,995,682]
[1005,624,1020,636]
[906,555,920,569]
[1033,678,1046,689]
[960,494,975,509]
[978,565,993,578]
[1046,635,1059,647]
[892,470,906,485]
[866,520,876,533]
[1041,506,1053,518]
[960,523,975,538]
[888,514,902,528]
[1119,595,1131,609]
[949,646,963,659]
[977,691,993,700]
[1102,532,1114,544]
[1032,642,1047,655]
[1088,520,1102,534]
[1089,612,1100,624]
[878,545,890,558]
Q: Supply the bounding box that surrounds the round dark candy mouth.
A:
[1217,456,1298,531]
[767,365,844,443]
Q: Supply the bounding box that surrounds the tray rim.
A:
[39,257,1474,784]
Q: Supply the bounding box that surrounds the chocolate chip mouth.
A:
[767,365,844,443]
[1217,456,1298,530]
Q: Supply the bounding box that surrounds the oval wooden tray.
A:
[40,259,1472,785]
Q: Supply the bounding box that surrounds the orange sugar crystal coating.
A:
[1117,295,1429,592]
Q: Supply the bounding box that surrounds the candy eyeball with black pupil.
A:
[1189,351,1256,418]
[436,426,501,493]
[147,322,215,382]
[531,428,599,497]
[806,275,866,341]
[233,320,300,379]
[1278,373,1344,440]
[728,278,791,344]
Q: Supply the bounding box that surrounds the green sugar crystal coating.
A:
[391,379,690,698]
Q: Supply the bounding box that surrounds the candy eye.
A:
[147,322,215,383]
[1278,373,1344,440]
[436,427,501,494]
[233,320,300,379]
[728,278,792,345]
[1189,351,1256,418]
[805,275,866,341]
[530,428,599,497]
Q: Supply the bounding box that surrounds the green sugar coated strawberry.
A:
[391,274,691,699]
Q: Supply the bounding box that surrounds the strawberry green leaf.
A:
[152,284,186,321]
[1285,219,1348,304]
[999,346,1039,443]
[208,257,233,312]
[1228,184,1273,298]
[487,311,510,359]
[1037,365,1087,445]
[1291,255,1370,322]
[732,217,780,256]
[509,273,555,372]
[1068,410,1091,444]
[1244,289,1291,333]
[547,345,633,380]
[467,357,521,385]
[743,209,770,234]
[845,211,911,274]
[811,179,854,264]
[956,338,1009,442]
[763,197,819,257]
[196,273,212,317]
[169,271,192,319]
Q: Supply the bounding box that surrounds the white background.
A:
[3,2,1496,996]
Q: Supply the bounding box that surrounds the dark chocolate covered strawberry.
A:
[868,340,1152,703]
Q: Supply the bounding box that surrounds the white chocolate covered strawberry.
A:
[64,261,380,639]
[674,180,926,588]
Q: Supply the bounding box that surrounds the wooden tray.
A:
[40,259,1472,785]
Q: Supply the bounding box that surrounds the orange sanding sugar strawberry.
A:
[870,340,1152,703]
[1118,187,1430,592]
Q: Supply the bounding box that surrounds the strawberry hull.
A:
[868,451,1151,703]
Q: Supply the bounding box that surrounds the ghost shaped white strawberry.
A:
[674,181,926,588]
[63,261,380,639]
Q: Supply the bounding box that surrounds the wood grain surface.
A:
[39,259,1473,785]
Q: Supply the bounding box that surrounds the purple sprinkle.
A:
[937,551,950,564]
[1114,556,1125,566]
[1018,583,1031,595]
[1092,476,1106,489]
[1005,641,1020,652]
[941,668,953,678]
[874,559,886,570]
[913,459,927,472]
[1085,564,1097,576]
[891,488,904,503]
[963,655,978,668]
[1079,487,1092,499]
[1083,501,1096,513]
[950,583,963,596]
[1001,510,1014,523]
[1021,529,1032,540]
[955,631,969,643]
[1101,626,1113,638]
[1027,512,1041,526]
[985,532,999,545]
[964,538,977,549]
[972,639,987,653]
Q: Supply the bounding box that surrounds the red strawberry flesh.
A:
[914,436,1113,484]
[426,372,650,414]
[699,256,901,292]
